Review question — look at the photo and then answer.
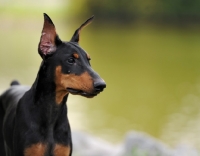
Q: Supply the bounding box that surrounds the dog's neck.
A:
[30,61,69,126]
[32,61,68,106]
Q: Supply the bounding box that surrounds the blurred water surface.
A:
[1,13,200,149]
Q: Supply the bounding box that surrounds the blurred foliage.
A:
[68,0,200,24]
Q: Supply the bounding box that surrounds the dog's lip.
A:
[67,88,81,94]
[67,88,98,98]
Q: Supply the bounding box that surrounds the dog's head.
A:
[38,13,106,104]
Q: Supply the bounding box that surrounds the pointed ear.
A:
[70,15,94,43]
[38,13,61,58]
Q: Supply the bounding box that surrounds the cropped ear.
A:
[38,13,62,59]
[70,15,94,43]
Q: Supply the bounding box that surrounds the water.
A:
[1,17,200,148]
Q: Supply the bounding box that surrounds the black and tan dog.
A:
[0,13,106,156]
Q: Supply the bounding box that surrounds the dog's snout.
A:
[94,80,106,92]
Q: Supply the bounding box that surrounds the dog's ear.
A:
[38,13,62,59]
[70,16,94,43]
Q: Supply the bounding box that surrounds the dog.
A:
[0,13,106,156]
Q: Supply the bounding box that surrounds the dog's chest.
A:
[24,142,70,156]
[23,107,71,156]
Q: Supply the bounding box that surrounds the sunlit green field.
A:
[1,8,200,149]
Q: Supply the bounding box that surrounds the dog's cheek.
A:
[55,66,94,92]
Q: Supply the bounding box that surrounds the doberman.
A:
[0,13,106,156]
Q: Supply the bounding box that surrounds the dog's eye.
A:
[67,57,75,64]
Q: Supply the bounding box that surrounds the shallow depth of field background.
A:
[1,0,200,149]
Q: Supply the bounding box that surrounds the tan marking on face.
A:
[86,53,91,60]
[55,66,94,104]
[24,143,46,156]
[55,66,69,104]
[54,144,71,156]
[73,53,79,59]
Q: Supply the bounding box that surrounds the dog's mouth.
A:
[67,88,98,98]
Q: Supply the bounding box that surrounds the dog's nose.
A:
[94,80,106,92]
